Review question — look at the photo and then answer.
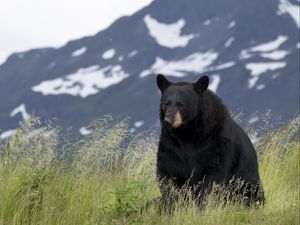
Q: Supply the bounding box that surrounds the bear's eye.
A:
[177,102,184,108]
[164,101,171,107]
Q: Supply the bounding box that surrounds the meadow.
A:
[0,116,299,225]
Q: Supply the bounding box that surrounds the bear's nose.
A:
[164,117,173,125]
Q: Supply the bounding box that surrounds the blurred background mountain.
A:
[0,0,299,139]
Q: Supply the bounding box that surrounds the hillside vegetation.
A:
[0,116,299,225]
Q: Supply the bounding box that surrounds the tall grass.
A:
[0,116,299,225]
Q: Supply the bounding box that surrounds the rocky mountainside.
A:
[0,0,299,139]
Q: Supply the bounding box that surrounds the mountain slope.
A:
[0,0,299,138]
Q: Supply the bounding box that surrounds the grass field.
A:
[0,116,299,225]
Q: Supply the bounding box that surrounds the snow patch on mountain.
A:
[246,62,286,88]
[0,127,55,140]
[144,14,195,48]
[278,0,300,28]
[224,37,235,47]
[128,50,138,57]
[246,62,287,76]
[203,20,211,25]
[249,36,288,52]
[79,127,93,136]
[140,51,218,78]
[32,65,129,98]
[260,50,289,60]
[134,121,144,128]
[227,21,236,28]
[0,129,17,139]
[239,35,288,60]
[272,73,281,79]
[71,47,87,57]
[10,104,31,123]
[208,75,220,93]
[102,49,115,59]
[129,128,136,133]
[239,50,254,60]
[208,61,236,71]
[256,84,266,90]
[1,104,31,139]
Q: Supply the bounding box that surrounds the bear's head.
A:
[156,74,209,129]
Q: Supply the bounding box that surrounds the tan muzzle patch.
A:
[172,111,183,128]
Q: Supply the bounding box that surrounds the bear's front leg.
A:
[158,177,179,213]
[191,170,227,208]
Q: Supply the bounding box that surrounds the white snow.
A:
[256,84,266,90]
[224,37,235,47]
[246,62,286,88]
[118,56,124,62]
[0,128,56,140]
[260,50,289,60]
[0,129,17,139]
[249,36,288,52]
[10,104,31,122]
[102,49,115,59]
[297,42,300,48]
[272,73,281,79]
[208,61,236,71]
[129,128,136,133]
[32,65,129,98]
[239,50,254,60]
[128,50,138,57]
[239,35,288,60]
[278,0,300,28]
[208,75,220,93]
[246,62,286,76]
[71,47,87,57]
[203,20,211,25]
[248,116,259,124]
[79,127,93,136]
[134,121,144,128]
[227,21,236,28]
[248,77,260,89]
[140,51,219,78]
[144,14,195,48]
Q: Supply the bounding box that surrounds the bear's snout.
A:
[172,111,183,128]
[164,116,173,125]
[164,111,183,128]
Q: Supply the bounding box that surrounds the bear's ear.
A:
[156,74,171,93]
[194,76,209,94]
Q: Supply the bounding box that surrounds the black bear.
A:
[156,74,264,209]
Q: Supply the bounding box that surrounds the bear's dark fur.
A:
[156,74,264,209]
